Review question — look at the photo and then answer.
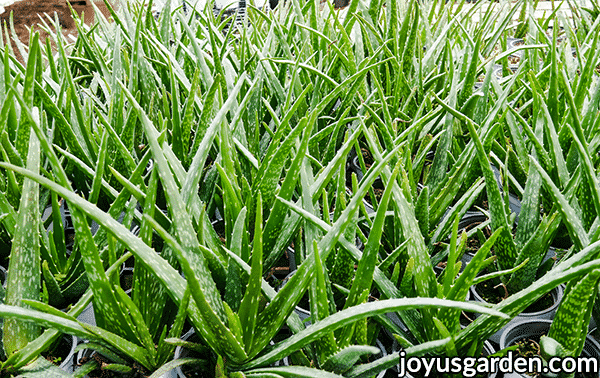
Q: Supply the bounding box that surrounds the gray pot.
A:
[45,334,78,373]
[508,37,525,60]
[493,64,520,79]
[470,284,564,344]
[500,318,600,378]
[76,302,96,326]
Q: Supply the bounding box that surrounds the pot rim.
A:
[471,283,563,318]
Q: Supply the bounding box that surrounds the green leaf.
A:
[245,366,346,377]
[243,298,508,369]
[529,156,589,250]
[239,193,263,352]
[548,269,600,356]
[13,356,71,378]
[321,346,380,374]
[3,128,41,356]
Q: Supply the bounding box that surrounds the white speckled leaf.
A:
[3,128,41,356]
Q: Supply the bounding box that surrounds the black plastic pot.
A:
[120,266,134,295]
[76,347,178,378]
[470,284,564,345]
[44,335,78,373]
[500,318,600,378]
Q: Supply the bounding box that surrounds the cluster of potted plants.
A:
[1,0,600,376]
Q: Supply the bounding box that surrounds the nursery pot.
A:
[42,334,78,373]
[470,284,564,345]
[77,302,96,326]
[77,347,178,378]
[500,318,600,378]
[507,37,524,62]
[364,339,389,378]
[493,64,519,79]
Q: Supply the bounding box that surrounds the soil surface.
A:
[0,0,111,49]
[1,0,74,44]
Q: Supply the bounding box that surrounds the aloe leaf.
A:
[8,84,139,345]
[157,284,190,365]
[245,366,344,377]
[529,157,589,250]
[149,358,203,378]
[442,216,461,298]
[12,355,71,378]
[566,122,600,222]
[134,167,168,339]
[113,287,156,362]
[429,178,485,248]
[88,131,108,206]
[321,345,380,374]
[345,337,450,378]
[313,241,337,361]
[239,193,263,353]
[14,35,38,162]
[0,304,95,344]
[514,163,542,249]
[36,80,91,165]
[81,323,153,369]
[344,161,399,310]
[262,117,314,268]
[433,92,517,271]
[438,228,501,333]
[55,26,97,164]
[539,335,570,362]
[179,75,232,209]
[138,214,247,362]
[427,59,457,197]
[41,261,65,309]
[255,117,306,209]
[49,192,67,267]
[119,78,230,309]
[243,298,507,369]
[415,186,429,240]
[3,129,41,356]
[548,269,600,356]
[361,124,438,336]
